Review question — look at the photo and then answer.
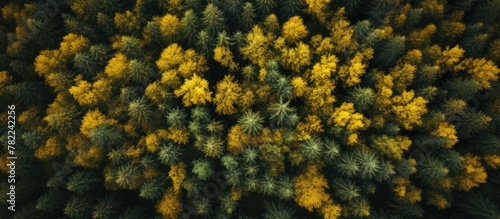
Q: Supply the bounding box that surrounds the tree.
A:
[202,4,227,35]
[128,97,153,125]
[262,201,295,219]
[174,74,212,107]
[35,189,67,212]
[67,170,101,194]
[281,16,307,43]
[181,10,200,47]
[293,164,330,211]
[240,25,272,67]
[375,36,406,69]
[240,2,256,31]
[64,195,94,219]
[238,110,265,135]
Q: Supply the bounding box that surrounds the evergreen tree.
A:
[64,195,94,219]
[92,194,122,219]
[35,189,67,212]
[181,10,200,47]
[66,170,101,194]
[375,36,406,69]
[240,2,256,31]
[202,4,227,35]
[238,110,265,135]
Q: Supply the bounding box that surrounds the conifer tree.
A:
[202,4,227,35]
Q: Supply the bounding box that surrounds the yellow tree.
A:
[328,102,370,145]
[214,75,242,115]
[281,42,312,73]
[281,16,308,44]
[391,90,428,130]
[174,74,212,107]
[455,58,500,90]
[240,25,273,67]
[304,0,331,22]
[294,163,330,212]
[213,46,239,72]
[159,13,181,41]
[338,48,374,87]
[453,154,487,191]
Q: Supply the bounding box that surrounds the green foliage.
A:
[202,135,225,158]
[456,192,500,219]
[89,125,124,149]
[35,189,67,212]
[128,97,153,125]
[346,87,375,112]
[335,153,360,177]
[268,97,295,126]
[67,170,101,194]
[202,4,227,35]
[158,143,183,165]
[262,201,295,219]
[115,163,142,190]
[443,77,479,100]
[238,110,265,135]
[192,159,214,180]
[375,36,406,68]
[64,195,94,219]
[181,10,200,47]
[256,0,277,17]
[332,178,361,201]
[300,137,323,160]
[241,2,256,31]
[389,201,424,219]
[166,107,187,128]
[415,156,448,185]
[92,195,122,219]
[139,177,166,200]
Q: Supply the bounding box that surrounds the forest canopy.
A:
[0,0,500,218]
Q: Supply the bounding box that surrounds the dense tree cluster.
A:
[1,0,500,218]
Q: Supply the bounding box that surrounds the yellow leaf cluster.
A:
[34,50,66,77]
[295,115,324,141]
[484,155,500,169]
[35,136,63,160]
[59,33,90,57]
[157,44,208,87]
[294,164,330,212]
[214,75,242,115]
[310,34,335,56]
[310,54,338,82]
[305,0,331,22]
[437,45,464,71]
[392,176,422,203]
[159,13,180,39]
[306,80,336,114]
[157,187,182,219]
[240,25,273,67]
[281,42,312,73]
[456,58,500,90]
[66,134,103,168]
[426,192,448,209]
[338,48,374,87]
[213,46,239,71]
[320,199,342,219]
[431,122,458,148]
[80,109,117,137]
[69,75,112,106]
[389,63,416,93]
[167,127,190,144]
[329,102,370,145]
[282,16,308,43]
[291,76,309,97]
[453,154,487,191]
[105,53,129,79]
[391,90,428,130]
[371,135,412,160]
[227,125,250,156]
[408,24,437,48]
[169,162,186,192]
[330,8,357,53]
[174,74,212,107]
[145,133,160,152]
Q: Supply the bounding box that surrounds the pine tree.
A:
[166,107,187,128]
[415,156,448,185]
[240,2,256,31]
[115,163,143,190]
[332,178,360,201]
[119,36,143,59]
[455,110,492,138]
[66,170,101,194]
[238,110,265,135]
[456,192,500,219]
[443,77,479,100]
[158,143,183,165]
[202,4,227,35]
[262,201,295,219]
[35,189,67,212]
[268,96,296,126]
[64,195,94,219]
[192,159,214,180]
[181,10,199,47]
[89,125,124,150]
[92,194,122,219]
[128,97,153,125]
[375,36,406,69]
[300,137,323,160]
[202,135,225,158]
[346,87,375,112]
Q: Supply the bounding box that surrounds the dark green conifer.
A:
[66,170,101,194]
[35,189,67,212]
[128,97,153,125]
[192,159,214,181]
[332,178,361,201]
[202,4,227,35]
[238,110,265,135]
[89,125,124,149]
[158,143,183,165]
[375,36,406,69]
[241,2,256,31]
[92,194,122,219]
[181,10,200,47]
[64,195,94,219]
[262,201,295,219]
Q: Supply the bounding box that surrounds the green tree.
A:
[202,4,227,35]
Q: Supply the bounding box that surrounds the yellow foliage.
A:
[145,81,171,104]
[426,192,448,209]
[421,0,445,18]
[306,80,336,114]
[281,42,312,72]
[179,49,209,78]
[174,74,212,107]
[69,75,112,106]
[320,199,343,219]
[310,54,338,82]
[241,25,273,67]
[329,102,370,145]
[291,76,309,97]
[237,89,255,111]
[214,75,242,115]
[437,45,464,71]
[59,34,90,57]
[455,58,500,90]
[401,49,423,65]
[282,16,308,43]
[391,90,428,130]
[264,14,280,33]
[484,155,500,169]
[114,10,140,33]
[145,133,160,152]
[66,135,103,168]
[167,127,190,144]
[440,21,465,40]
[80,109,117,137]
[389,63,416,93]
[227,125,250,156]
[105,53,129,79]
[35,136,63,160]
[330,8,357,53]
[157,43,185,71]
[431,122,458,148]
[338,48,374,87]
[214,46,239,71]
[294,164,330,212]
[159,13,180,39]
[169,162,186,193]
[295,115,324,141]
[157,187,181,219]
[34,50,66,77]
[454,154,487,191]
[371,135,412,160]
[408,24,437,48]
[305,0,331,22]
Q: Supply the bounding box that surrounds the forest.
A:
[0,0,499,218]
